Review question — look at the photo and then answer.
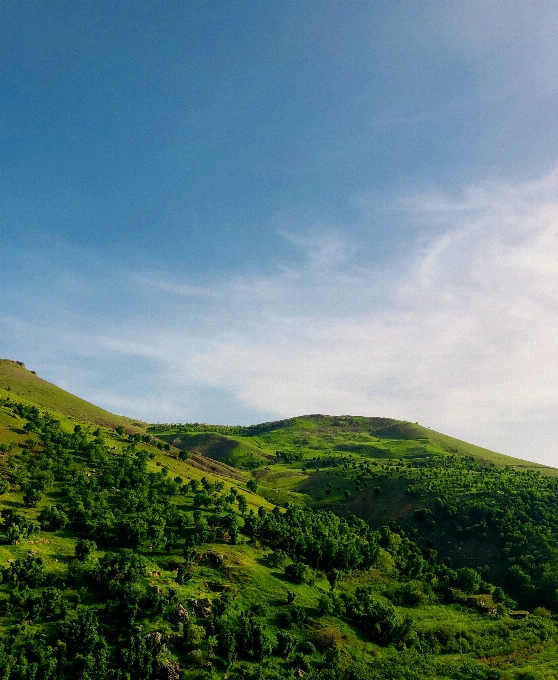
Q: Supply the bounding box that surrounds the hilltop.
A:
[1,361,558,679]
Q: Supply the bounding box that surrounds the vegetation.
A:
[1,361,558,678]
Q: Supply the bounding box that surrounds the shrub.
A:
[311,627,342,650]
[22,487,42,507]
[343,587,412,644]
[268,549,288,568]
[533,607,552,618]
[298,640,316,654]
[38,505,68,531]
[285,562,314,584]
[455,568,481,595]
[289,605,307,626]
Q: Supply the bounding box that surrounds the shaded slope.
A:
[157,431,273,470]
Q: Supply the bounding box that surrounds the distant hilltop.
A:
[0,358,36,374]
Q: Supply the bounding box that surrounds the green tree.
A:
[38,505,68,531]
[285,562,313,584]
[22,486,42,507]
[327,568,341,591]
[246,478,258,493]
[75,538,97,562]
[455,567,481,595]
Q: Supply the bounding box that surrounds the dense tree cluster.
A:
[245,503,380,572]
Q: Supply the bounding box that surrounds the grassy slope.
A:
[0,363,268,512]
[157,431,272,469]
[0,359,143,431]
[412,422,558,474]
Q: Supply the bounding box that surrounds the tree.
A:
[38,505,69,531]
[285,562,313,584]
[94,550,146,589]
[277,631,297,657]
[327,569,341,591]
[455,567,481,595]
[344,588,408,644]
[176,563,192,585]
[246,479,258,493]
[4,554,46,587]
[183,546,197,564]
[268,549,288,568]
[216,621,237,667]
[186,624,206,649]
[237,494,248,514]
[237,612,272,661]
[22,487,42,507]
[75,539,97,563]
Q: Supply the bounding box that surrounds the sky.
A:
[2,1,558,464]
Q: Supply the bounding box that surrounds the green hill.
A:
[155,431,273,470]
[1,367,558,679]
[0,359,143,431]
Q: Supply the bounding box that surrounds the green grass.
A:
[155,430,272,469]
[0,359,143,431]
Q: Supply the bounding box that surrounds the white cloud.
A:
[117,171,558,464]
[4,171,558,464]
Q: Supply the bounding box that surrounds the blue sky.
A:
[3,1,558,463]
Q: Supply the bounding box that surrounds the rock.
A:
[157,659,180,680]
[171,603,189,624]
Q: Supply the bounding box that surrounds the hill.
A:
[1,366,558,679]
[0,359,142,431]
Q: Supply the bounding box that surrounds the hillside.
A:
[1,367,558,679]
[0,359,142,431]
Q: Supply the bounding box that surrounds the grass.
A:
[156,430,272,469]
[0,359,143,431]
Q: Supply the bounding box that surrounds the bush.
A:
[285,562,314,584]
[289,605,307,626]
[533,607,552,618]
[38,505,68,531]
[390,581,430,607]
[344,587,412,645]
[268,549,289,568]
[298,640,316,654]
[455,568,481,595]
[311,627,342,650]
[22,487,42,507]
[75,538,97,562]
[246,479,258,493]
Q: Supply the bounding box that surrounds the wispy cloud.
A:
[136,277,222,299]
[3,172,558,464]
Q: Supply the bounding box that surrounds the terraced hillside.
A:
[1,363,558,679]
